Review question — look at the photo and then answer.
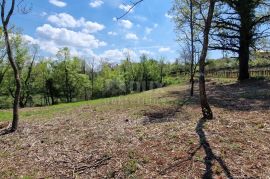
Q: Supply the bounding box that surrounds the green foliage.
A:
[0,34,190,109]
[206,58,238,70]
[123,159,138,175]
[206,57,270,71]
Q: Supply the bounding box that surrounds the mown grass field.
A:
[0,78,269,178]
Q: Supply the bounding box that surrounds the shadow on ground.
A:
[208,79,270,111]
[141,95,191,125]
[174,79,270,111]
[159,117,234,179]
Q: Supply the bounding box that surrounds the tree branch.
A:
[117,0,144,20]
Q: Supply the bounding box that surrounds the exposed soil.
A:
[0,79,269,178]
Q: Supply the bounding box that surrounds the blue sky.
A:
[11,0,184,63]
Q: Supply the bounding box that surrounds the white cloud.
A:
[47,13,105,33]
[48,13,78,28]
[22,35,39,45]
[145,27,153,35]
[34,24,106,56]
[49,0,67,7]
[89,0,104,8]
[100,48,137,62]
[145,24,158,35]
[108,31,118,36]
[101,49,124,60]
[82,21,105,33]
[139,50,153,56]
[118,19,133,29]
[40,12,48,17]
[119,4,133,12]
[158,47,171,52]
[133,15,147,22]
[37,24,106,48]
[125,33,138,40]
[165,13,173,19]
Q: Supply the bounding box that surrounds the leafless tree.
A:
[1,0,21,132]
[118,0,215,119]
[198,0,216,119]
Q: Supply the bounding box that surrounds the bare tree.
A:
[198,0,215,119]
[171,0,202,96]
[189,0,195,96]
[1,0,21,132]
[118,0,214,119]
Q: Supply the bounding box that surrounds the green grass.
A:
[0,97,111,122]
[0,84,186,122]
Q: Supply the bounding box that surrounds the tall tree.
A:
[211,0,270,80]
[57,48,73,103]
[189,0,195,96]
[198,0,216,119]
[171,0,201,96]
[1,0,21,132]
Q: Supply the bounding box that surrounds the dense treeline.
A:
[0,34,187,109]
[2,34,269,109]
[1,34,269,109]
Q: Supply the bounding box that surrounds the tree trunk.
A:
[1,0,21,132]
[238,46,250,81]
[238,23,250,81]
[91,67,94,98]
[3,27,21,131]
[64,63,70,102]
[198,0,215,120]
[190,0,195,97]
[19,100,25,108]
[236,1,252,81]
[46,79,56,105]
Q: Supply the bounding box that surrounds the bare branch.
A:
[117,0,144,20]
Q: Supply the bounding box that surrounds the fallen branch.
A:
[74,155,112,174]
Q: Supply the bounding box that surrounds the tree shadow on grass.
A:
[208,79,270,111]
[160,117,234,179]
[141,97,191,125]
[196,117,233,179]
[176,79,270,111]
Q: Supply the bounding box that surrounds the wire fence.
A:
[206,66,270,78]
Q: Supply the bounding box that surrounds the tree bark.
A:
[238,40,250,81]
[199,0,215,120]
[238,14,251,81]
[190,0,195,96]
[1,0,21,132]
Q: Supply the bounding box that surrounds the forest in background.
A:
[1,33,270,109]
[0,34,188,109]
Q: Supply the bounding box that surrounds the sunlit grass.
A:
[0,82,188,122]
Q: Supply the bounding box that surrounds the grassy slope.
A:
[0,78,269,178]
[0,79,191,123]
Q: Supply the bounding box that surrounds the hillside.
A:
[0,79,270,178]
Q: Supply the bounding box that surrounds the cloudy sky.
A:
[12,0,180,62]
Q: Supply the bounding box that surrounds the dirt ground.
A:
[0,79,270,179]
